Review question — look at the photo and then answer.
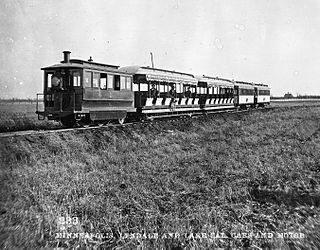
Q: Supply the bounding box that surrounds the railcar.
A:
[254,84,271,107]
[119,65,198,118]
[234,81,255,108]
[36,51,135,126]
[197,75,235,111]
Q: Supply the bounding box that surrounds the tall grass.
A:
[0,102,59,132]
[0,106,319,249]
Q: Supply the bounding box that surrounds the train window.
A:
[100,78,107,89]
[164,84,169,93]
[120,76,126,90]
[160,84,165,93]
[114,75,120,90]
[259,90,270,95]
[133,83,139,91]
[208,87,213,94]
[240,89,253,95]
[100,73,107,89]
[107,75,114,89]
[214,87,218,94]
[46,73,53,88]
[84,71,92,88]
[126,77,132,90]
[176,83,182,93]
[72,71,81,87]
[140,83,148,91]
[92,72,100,88]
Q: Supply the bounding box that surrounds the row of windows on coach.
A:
[142,83,203,98]
[138,82,224,98]
[258,89,270,95]
[235,88,254,95]
[83,70,132,91]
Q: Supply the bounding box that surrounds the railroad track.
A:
[0,104,318,138]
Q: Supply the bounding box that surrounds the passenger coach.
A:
[197,75,234,111]
[119,66,237,119]
[234,81,270,108]
[119,66,198,118]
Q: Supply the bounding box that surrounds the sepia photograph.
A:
[0,0,319,249]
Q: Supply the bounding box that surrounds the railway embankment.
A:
[0,106,320,249]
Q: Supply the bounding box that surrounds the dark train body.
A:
[36,51,270,126]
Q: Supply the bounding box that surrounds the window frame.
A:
[71,70,81,87]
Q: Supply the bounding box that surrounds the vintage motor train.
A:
[36,51,270,126]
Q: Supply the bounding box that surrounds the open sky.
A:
[0,0,319,98]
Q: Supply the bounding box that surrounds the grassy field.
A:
[0,105,320,249]
[0,101,59,132]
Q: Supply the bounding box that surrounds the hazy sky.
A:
[0,0,319,98]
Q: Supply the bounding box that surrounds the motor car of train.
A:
[36,51,135,126]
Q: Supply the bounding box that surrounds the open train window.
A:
[191,86,196,93]
[140,83,148,91]
[114,75,120,90]
[100,73,107,89]
[214,86,218,94]
[133,83,139,91]
[175,83,179,93]
[200,87,206,94]
[160,84,165,93]
[160,84,168,93]
[220,88,226,95]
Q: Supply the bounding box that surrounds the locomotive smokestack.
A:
[63,51,71,63]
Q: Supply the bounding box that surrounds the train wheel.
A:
[61,116,76,127]
[118,117,125,125]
